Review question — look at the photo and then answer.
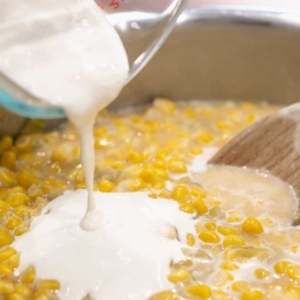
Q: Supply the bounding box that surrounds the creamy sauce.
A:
[0,0,129,229]
[13,191,196,300]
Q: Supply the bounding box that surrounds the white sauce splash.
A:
[13,191,196,300]
[0,0,129,230]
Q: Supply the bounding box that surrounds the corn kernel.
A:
[0,247,16,262]
[242,218,264,235]
[153,159,166,170]
[0,168,16,185]
[20,265,35,284]
[186,233,195,246]
[205,222,216,230]
[148,193,158,199]
[231,281,251,293]
[286,264,300,280]
[0,225,14,247]
[223,235,245,248]
[0,200,10,218]
[0,279,13,295]
[8,293,26,300]
[172,185,190,202]
[199,230,220,244]
[186,284,211,299]
[127,150,144,164]
[154,98,176,114]
[241,290,264,300]
[16,169,39,188]
[167,269,189,283]
[274,261,291,275]
[14,226,29,236]
[189,147,203,155]
[210,200,221,207]
[98,179,115,192]
[36,279,60,290]
[1,151,16,169]
[218,226,238,236]
[149,290,179,300]
[191,187,207,198]
[32,290,51,300]
[8,253,20,268]
[0,263,13,275]
[15,136,32,153]
[167,159,187,173]
[193,198,208,215]
[198,132,214,143]
[14,284,32,298]
[254,268,270,279]
[285,285,300,295]
[158,190,171,199]
[216,121,230,129]
[140,167,158,184]
[220,262,239,271]
[0,136,13,154]
[179,203,194,214]
[6,192,28,207]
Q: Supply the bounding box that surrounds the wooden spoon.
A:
[208,102,300,226]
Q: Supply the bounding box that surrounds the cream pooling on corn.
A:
[0,0,129,229]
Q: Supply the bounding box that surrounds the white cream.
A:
[13,190,196,300]
[0,0,129,229]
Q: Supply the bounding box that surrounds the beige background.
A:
[188,0,300,9]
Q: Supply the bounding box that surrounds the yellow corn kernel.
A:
[127,150,144,164]
[220,262,239,271]
[14,226,29,236]
[0,279,13,295]
[223,235,245,248]
[198,132,214,143]
[290,245,298,254]
[98,179,115,193]
[148,193,158,199]
[199,230,220,244]
[246,114,256,124]
[274,261,291,275]
[153,181,165,190]
[217,121,230,129]
[285,285,300,296]
[153,158,167,170]
[192,198,208,215]
[15,136,32,153]
[139,167,158,184]
[0,263,13,275]
[158,190,171,199]
[254,268,270,279]
[16,169,39,188]
[231,281,251,293]
[167,159,187,173]
[241,290,264,300]
[0,225,14,247]
[51,147,69,163]
[20,265,35,284]
[32,290,51,300]
[0,168,16,185]
[154,98,176,114]
[6,193,28,208]
[242,218,264,235]
[179,203,194,214]
[217,226,238,236]
[0,247,16,262]
[8,253,20,268]
[205,221,216,230]
[167,269,189,283]
[186,233,195,246]
[286,264,300,280]
[186,284,211,299]
[36,279,60,290]
[149,290,179,300]
[172,185,190,202]
[126,177,145,191]
[14,284,32,298]
[8,293,26,300]
[0,200,10,218]
[94,126,107,137]
[0,136,13,154]
[1,151,16,169]
[189,147,203,155]
[191,187,207,199]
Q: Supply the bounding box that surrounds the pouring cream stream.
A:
[0,0,129,230]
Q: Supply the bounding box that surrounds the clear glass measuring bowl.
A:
[0,0,187,119]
